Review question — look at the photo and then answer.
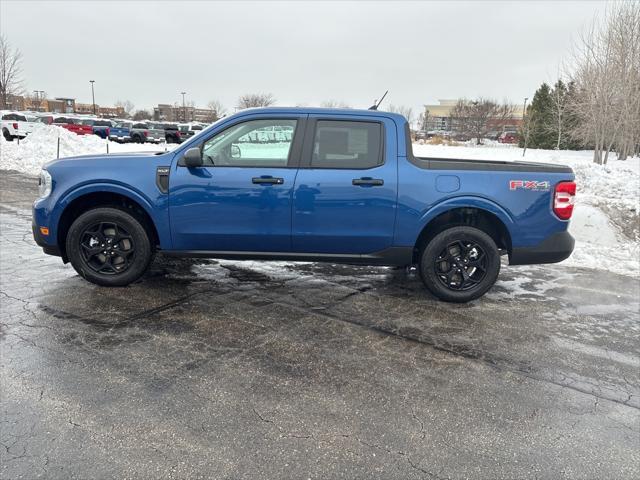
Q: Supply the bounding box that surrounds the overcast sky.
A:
[2,0,607,115]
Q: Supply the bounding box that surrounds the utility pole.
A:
[90,80,96,115]
[522,97,529,157]
[181,91,187,122]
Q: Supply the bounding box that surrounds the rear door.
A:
[292,116,398,254]
[169,114,306,252]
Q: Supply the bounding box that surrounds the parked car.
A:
[1,112,36,141]
[178,123,204,142]
[32,107,576,302]
[150,122,181,144]
[498,131,519,144]
[108,121,131,143]
[34,115,93,136]
[78,118,113,139]
[127,122,165,144]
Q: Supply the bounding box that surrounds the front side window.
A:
[311,120,382,169]
[201,119,297,167]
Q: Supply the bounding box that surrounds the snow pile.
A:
[413,143,640,277]
[0,124,172,175]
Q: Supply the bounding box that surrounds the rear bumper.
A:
[509,231,575,265]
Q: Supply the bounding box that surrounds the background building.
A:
[423,99,525,132]
[154,104,216,123]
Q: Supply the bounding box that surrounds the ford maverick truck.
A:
[32,108,575,302]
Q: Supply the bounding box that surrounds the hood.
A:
[45,150,171,170]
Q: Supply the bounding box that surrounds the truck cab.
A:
[32,107,575,302]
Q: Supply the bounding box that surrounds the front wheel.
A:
[66,207,153,286]
[419,226,500,303]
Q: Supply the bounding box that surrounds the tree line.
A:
[524,3,639,163]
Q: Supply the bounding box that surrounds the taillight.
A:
[143,130,148,137]
[105,127,110,136]
[12,123,18,129]
[553,181,576,220]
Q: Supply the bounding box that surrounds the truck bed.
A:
[412,156,573,173]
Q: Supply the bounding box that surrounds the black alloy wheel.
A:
[419,226,500,302]
[434,240,487,291]
[79,221,135,274]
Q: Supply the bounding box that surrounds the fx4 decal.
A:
[509,180,550,191]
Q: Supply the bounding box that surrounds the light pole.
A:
[90,80,96,115]
[522,97,529,157]
[180,91,187,122]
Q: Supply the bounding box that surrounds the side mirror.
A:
[183,147,203,167]
[231,144,241,159]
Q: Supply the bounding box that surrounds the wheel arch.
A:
[56,188,160,261]
[413,201,514,264]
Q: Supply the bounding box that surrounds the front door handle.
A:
[352,177,384,186]
[252,176,284,185]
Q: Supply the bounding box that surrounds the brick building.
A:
[423,99,524,133]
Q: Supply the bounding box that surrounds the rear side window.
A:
[311,120,382,169]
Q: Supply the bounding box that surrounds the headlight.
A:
[38,169,52,198]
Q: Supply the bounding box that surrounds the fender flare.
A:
[415,195,516,240]
[52,182,166,246]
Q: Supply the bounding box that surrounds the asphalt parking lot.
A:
[1,171,639,479]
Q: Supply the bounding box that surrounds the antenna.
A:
[368,90,389,110]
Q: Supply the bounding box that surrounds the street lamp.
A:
[522,97,529,157]
[90,80,96,115]
[180,91,187,122]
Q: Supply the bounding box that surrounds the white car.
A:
[1,111,36,141]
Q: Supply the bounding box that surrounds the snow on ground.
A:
[0,124,174,175]
[0,127,637,277]
[414,142,640,277]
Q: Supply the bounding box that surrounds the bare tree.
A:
[320,100,351,108]
[450,98,515,144]
[132,109,152,121]
[207,99,226,120]
[0,35,24,109]
[385,105,414,126]
[115,100,135,118]
[25,90,47,112]
[548,80,570,150]
[567,2,640,163]
[237,93,275,109]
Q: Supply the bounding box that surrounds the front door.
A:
[292,117,398,254]
[169,116,305,252]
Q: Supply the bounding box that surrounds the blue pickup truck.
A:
[32,107,576,302]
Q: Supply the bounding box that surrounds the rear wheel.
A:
[419,226,500,302]
[66,207,153,286]
[3,129,13,141]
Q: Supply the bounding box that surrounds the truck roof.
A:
[236,107,408,123]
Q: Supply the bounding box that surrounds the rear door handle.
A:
[352,177,384,186]
[252,176,284,185]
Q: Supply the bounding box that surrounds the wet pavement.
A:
[1,171,639,479]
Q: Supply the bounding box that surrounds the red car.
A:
[498,131,519,144]
[35,115,93,135]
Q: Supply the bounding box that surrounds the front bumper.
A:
[509,231,575,265]
[32,221,62,257]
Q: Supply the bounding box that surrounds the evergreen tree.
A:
[527,83,555,149]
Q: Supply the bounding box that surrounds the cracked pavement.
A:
[1,171,639,479]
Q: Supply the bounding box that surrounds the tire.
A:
[66,207,153,287]
[3,129,13,141]
[419,226,500,303]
